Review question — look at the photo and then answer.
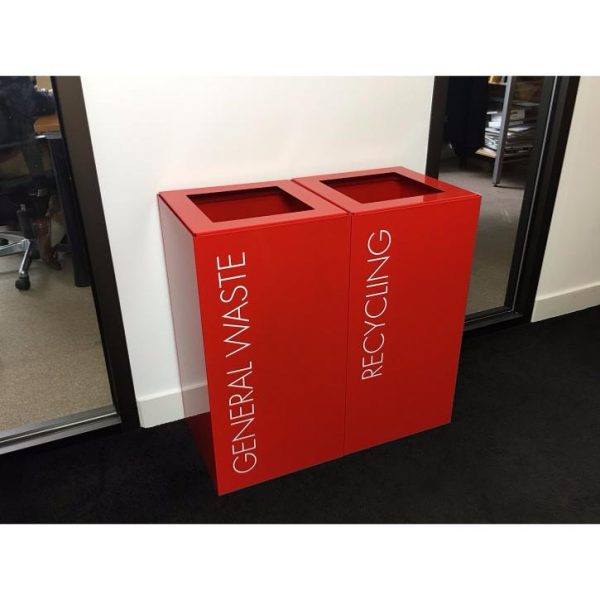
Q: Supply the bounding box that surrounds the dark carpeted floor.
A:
[1,306,599,523]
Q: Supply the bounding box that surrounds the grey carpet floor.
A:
[0,249,113,433]
[439,156,527,315]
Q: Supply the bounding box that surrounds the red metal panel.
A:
[159,180,350,494]
[295,167,481,454]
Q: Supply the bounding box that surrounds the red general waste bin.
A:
[158,180,350,494]
[295,166,481,455]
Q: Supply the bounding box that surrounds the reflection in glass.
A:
[0,76,113,437]
[438,75,545,314]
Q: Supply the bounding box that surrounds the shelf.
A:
[476,147,531,162]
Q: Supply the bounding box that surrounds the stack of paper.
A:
[484,100,538,157]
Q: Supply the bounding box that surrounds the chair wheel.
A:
[15,277,30,291]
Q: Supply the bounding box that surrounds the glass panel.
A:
[0,76,113,437]
[438,75,546,315]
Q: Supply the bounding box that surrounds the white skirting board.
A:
[136,389,184,428]
[532,281,600,322]
[136,382,209,428]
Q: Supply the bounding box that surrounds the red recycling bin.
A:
[295,166,481,455]
[158,180,351,494]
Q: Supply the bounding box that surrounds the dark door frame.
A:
[426,76,580,331]
[52,76,139,429]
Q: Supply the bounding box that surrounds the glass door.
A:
[0,76,119,451]
[426,76,578,327]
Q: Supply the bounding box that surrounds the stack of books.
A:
[484,100,538,158]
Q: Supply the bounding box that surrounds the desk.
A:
[34,114,91,287]
[33,114,61,135]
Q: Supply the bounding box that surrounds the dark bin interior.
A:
[323,172,442,204]
[189,187,312,223]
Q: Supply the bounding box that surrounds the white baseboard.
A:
[532,281,600,322]
[136,388,184,428]
[136,382,210,427]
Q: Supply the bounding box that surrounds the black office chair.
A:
[0,78,55,290]
[0,162,54,290]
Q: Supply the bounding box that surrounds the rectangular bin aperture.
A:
[295,166,481,455]
[159,180,351,494]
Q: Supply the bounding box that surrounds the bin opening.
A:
[323,172,442,204]
[189,187,313,223]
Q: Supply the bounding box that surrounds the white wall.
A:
[533,77,600,321]
[80,76,435,426]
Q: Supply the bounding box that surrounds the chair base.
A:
[0,231,35,291]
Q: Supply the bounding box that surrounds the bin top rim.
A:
[158,179,348,235]
[294,165,480,214]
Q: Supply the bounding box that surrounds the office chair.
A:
[0,141,55,290]
[1,77,57,290]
